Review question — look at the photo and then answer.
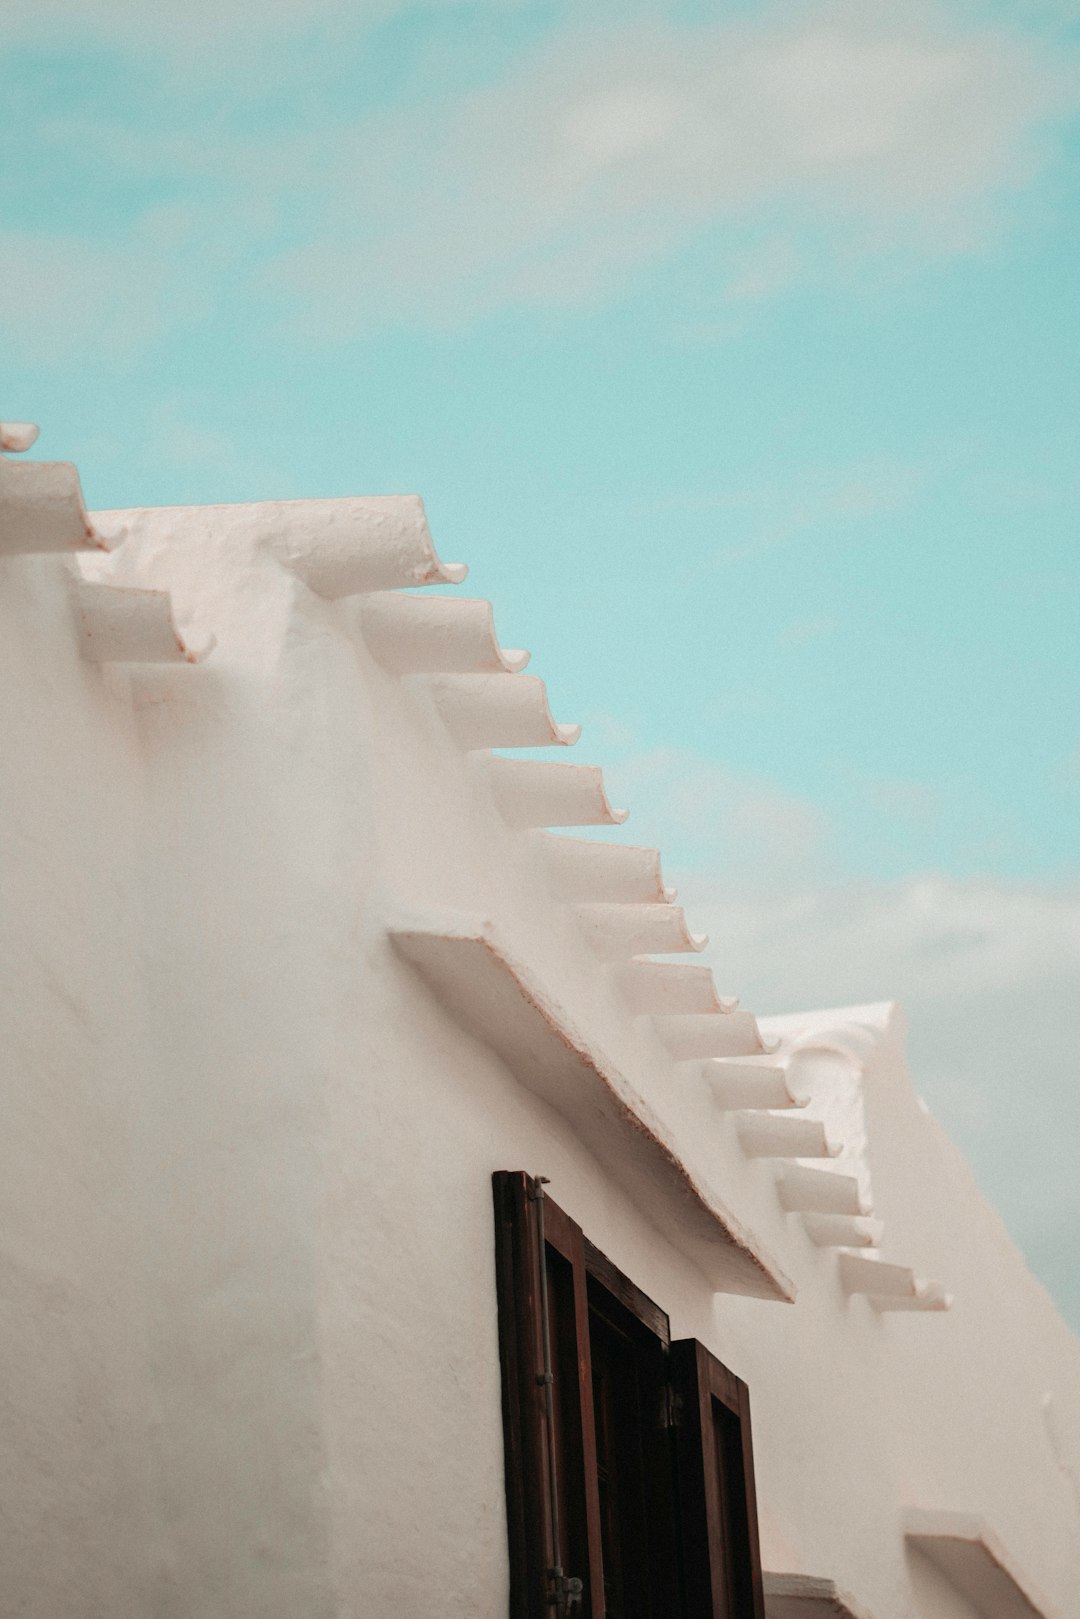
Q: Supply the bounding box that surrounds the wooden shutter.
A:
[492,1172,605,1617]
[670,1339,766,1619]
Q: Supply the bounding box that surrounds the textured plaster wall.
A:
[2,499,1079,1619]
[0,554,152,1616]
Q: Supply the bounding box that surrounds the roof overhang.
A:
[764,1572,873,1619]
[904,1509,1057,1619]
[389,915,795,1301]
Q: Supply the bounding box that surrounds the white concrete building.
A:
[2,423,1079,1619]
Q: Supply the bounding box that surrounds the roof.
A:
[1,420,953,1312]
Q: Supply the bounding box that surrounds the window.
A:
[493,1171,765,1619]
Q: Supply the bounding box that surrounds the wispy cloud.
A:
[597,738,1080,1329]
[594,742,835,886]
[273,0,1078,334]
[0,221,194,367]
[706,455,926,565]
[704,868,1080,1326]
[860,775,941,825]
[2,0,1076,362]
[0,0,494,52]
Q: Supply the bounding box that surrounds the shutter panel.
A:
[493,1171,551,1618]
[492,1173,605,1618]
[670,1339,766,1619]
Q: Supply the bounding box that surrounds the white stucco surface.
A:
[2,454,1078,1618]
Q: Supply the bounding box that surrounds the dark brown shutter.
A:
[493,1171,550,1618]
[492,1172,605,1618]
[669,1339,766,1619]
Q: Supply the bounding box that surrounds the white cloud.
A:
[597,740,1080,1331]
[723,235,805,303]
[0,231,171,367]
[3,1,1075,358]
[704,871,1080,1324]
[705,455,926,564]
[597,745,835,886]
[859,776,941,824]
[0,0,510,51]
[270,1,1078,334]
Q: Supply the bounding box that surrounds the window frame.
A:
[492,1170,766,1619]
[669,1339,766,1619]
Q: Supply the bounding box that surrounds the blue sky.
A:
[4,0,1080,1323]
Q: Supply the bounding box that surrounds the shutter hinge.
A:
[662,1385,683,1430]
[547,1570,584,1613]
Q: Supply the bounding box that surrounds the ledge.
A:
[76,580,215,663]
[904,1509,1057,1619]
[389,914,795,1302]
[764,1573,872,1619]
[267,493,466,596]
[1,457,112,554]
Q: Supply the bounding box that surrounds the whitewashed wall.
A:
[1,468,1078,1619]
